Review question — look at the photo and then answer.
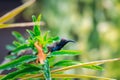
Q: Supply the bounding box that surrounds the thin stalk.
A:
[20,74,115,80]
[51,74,115,80]
[0,22,45,29]
[51,58,120,73]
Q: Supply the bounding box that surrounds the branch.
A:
[0,0,36,23]
[0,22,45,29]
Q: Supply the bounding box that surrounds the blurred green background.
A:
[0,0,120,79]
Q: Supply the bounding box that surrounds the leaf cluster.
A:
[0,15,104,80]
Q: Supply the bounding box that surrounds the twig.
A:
[0,22,45,29]
[51,58,120,73]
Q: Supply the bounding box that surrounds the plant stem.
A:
[43,59,51,80]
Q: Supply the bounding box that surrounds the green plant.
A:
[0,15,120,80]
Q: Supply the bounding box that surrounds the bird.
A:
[47,38,74,52]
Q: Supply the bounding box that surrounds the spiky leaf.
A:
[37,14,42,22]
[26,29,35,38]
[12,44,30,53]
[12,31,25,43]
[53,60,78,67]
[48,36,60,43]
[43,31,50,41]
[1,65,40,80]
[50,50,81,56]
[13,41,21,46]
[33,26,41,36]
[32,15,37,22]
[5,55,17,60]
[6,45,16,51]
[32,15,41,36]
[83,65,103,70]
[0,55,37,70]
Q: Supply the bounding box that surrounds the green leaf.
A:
[32,15,41,36]
[6,45,16,51]
[53,60,78,67]
[17,63,42,70]
[27,15,42,41]
[32,15,37,22]
[12,31,25,43]
[50,50,81,56]
[43,46,48,53]
[83,65,103,70]
[26,29,35,38]
[12,44,29,53]
[48,36,60,43]
[43,31,50,41]
[1,65,40,80]
[13,41,21,46]
[37,14,42,22]
[33,26,41,36]
[48,57,56,67]
[5,55,17,60]
[0,55,37,70]
[51,36,60,41]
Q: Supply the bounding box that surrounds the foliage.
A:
[0,15,81,80]
[0,1,120,79]
[1,15,118,80]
